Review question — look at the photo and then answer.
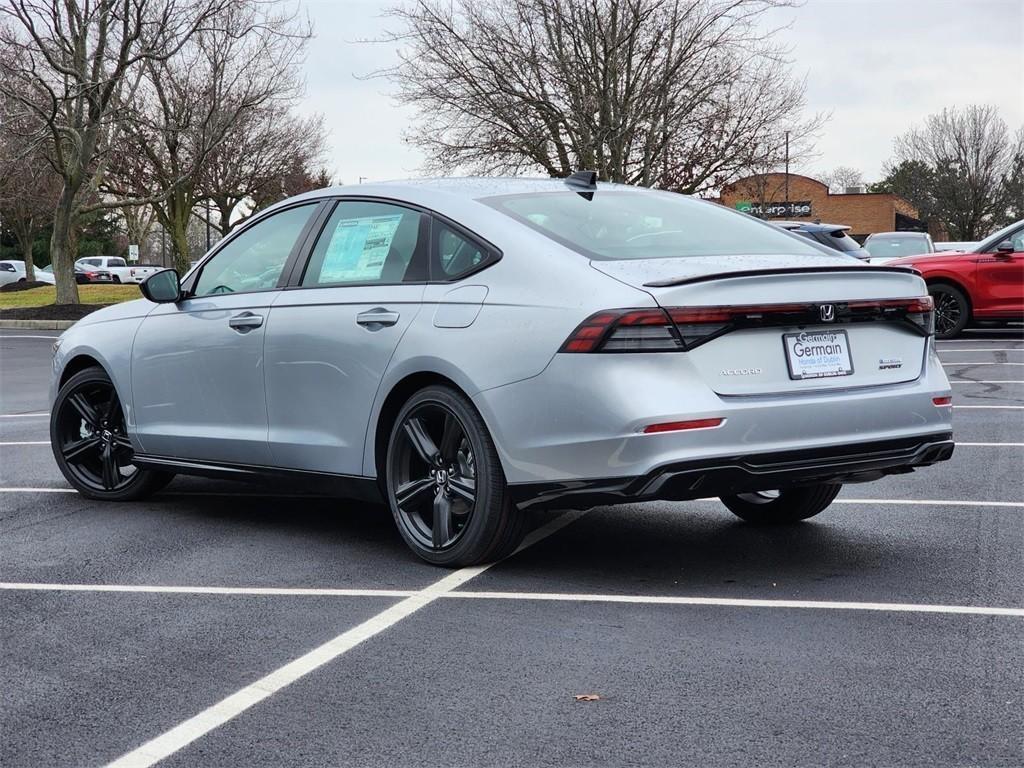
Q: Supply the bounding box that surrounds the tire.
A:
[929,283,970,339]
[385,385,527,567]
[50,366,173,501]
[720,483,841,524]
[112,275,121,284]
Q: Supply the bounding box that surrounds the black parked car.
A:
[775,221,871,260]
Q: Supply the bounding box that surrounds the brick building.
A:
[719,172,931,242]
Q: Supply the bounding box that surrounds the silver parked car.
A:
[49,176,954,565]
[864,231,935,263]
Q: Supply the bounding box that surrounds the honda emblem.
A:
[819,304,836,322]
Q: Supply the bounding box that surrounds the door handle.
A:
[356,308,400,328]
[228,312,264,332]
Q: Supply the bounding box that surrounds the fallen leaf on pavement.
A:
[574,694,601,701]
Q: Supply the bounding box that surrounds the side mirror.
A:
[140,269,181,303]
[994,240,1015,256]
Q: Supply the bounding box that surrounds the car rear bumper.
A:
[508,432,954,510]
[473,338,953,490]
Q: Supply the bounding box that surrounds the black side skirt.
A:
[507,433,955,511]
[132,454,384,503]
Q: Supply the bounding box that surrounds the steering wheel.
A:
[208,284,234,295]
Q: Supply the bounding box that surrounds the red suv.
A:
[887,220,1024,338]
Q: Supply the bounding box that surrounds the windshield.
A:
[484,190,825,260]
[865,236,930,258]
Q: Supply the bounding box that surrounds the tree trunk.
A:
[50,188,81,305]
[170,217,191,275]
[13,220,36,282]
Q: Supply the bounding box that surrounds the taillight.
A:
[561,296,935,353]
[643,418,724,433]
[560,309,682,352]
[932,396,952,407]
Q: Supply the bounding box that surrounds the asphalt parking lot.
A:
[2,327,1022,767]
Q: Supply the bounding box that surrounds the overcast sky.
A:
[296,0,1024,186]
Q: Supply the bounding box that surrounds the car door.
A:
[974,225,1024,315]
[131,202,321,464]
[264,199,428,475]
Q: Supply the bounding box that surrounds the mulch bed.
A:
[0,304,110,320]
[0,280,49,292]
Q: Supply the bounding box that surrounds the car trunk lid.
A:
[590,256,931,396]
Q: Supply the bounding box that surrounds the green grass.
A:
[0,284,141,309]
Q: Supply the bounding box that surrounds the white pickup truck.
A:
[75,257,162,284]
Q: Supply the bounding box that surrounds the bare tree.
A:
[103,0,313,272]
[0,0,232,303]
[199,106,328,238]
[380,0,820,193]
[893,105,1016,239]
[819,165,863,194]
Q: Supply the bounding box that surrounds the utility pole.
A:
[784,130,791,205]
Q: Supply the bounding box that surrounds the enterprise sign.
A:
[735,200,812,218]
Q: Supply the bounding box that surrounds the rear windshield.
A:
[865,236,929,258]
[817,230,864,252]
[483,190,825,260]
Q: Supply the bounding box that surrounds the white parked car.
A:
[0,260,27,286]
[35,264,57,284]
[125,264,163,283]
[934,241,979,252]
[75,256,135,283]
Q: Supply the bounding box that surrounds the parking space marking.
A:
[953,405,1024,409]
[0,441,49,445]
[104,509,588,768]
[443,592,1024,617]
[950,380,1024,384]
[0,334,61,340]
[0,582,417,598]
[955,442,1024,447]
[834,498,1023,508]
[2,582,1018,618]
[0,412,48,418]
[942,362,1024,366]
[0,487,74,493]
[939,349,1023,353]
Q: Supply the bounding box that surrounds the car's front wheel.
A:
[50,366,173,500]
[720,484,841,524]
[385,385,526,566]
[929,283,970,339]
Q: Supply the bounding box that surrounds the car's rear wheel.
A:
[385,385,526,566]
[111,275,121,283]
[720,483,841,524]
[929,283,970,339]
[51,366,173,501]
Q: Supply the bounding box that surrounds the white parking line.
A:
[942,362,1024,366]
[835,498,1023,508]
[0,441,49,446]
[0,334,61,340]
[939,349,1023,353]
[2,581,1019,618]
[0,582,416,598]
[950,380,1024,384]
[103,509,588,768]
[446,592,1024,617]
[955,442,1024,447]
[0,487,74,493]
[0,412,48,418]
[953,405,1024,409]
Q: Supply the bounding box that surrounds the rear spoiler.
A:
[644,265,919,288]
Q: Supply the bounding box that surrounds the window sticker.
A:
[318,214,403,283]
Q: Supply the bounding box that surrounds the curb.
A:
[0,319,77,330]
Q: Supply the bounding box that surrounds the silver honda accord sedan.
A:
[49,175,954,565]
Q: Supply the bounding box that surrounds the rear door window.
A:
[301,201,427,286]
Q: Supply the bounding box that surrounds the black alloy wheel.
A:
[720,483,842,524]
[930,284,969,339]
[386,385,526,566]
[51,367,172,500]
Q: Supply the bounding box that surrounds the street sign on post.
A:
[128,244,140,262]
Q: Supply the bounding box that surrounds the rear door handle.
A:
[356,308,400,328]
[228,312,264,332]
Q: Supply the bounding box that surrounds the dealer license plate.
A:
[783,330,854,380]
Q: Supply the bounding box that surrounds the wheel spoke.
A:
[395,477,434,510]
[448,476,475,504]
[68,393,100,428]
[404,417,440,465]
[100,443,118,490]
[438,412,461,463]
[432,489,452,548]
[102,389,118,423]
[62,435,101,462]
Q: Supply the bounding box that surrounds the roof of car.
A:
[866,231,929,239]
[310,176,646,202]
[774,221,851,232]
